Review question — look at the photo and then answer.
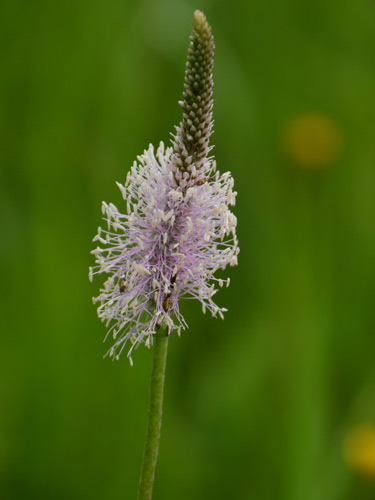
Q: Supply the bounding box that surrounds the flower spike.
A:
[172,10,215,181]
[90,12,239,363]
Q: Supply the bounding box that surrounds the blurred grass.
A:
[0,0,374,499]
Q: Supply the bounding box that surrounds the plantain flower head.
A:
[89,11,239,363]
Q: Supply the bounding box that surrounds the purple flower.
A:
[90,11,239,363]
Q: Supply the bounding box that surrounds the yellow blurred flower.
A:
[343,424,375,479]
[282,112,342,169]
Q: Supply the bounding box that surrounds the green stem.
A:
[137,329,169,500]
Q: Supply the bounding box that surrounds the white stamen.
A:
[133,263,151,276]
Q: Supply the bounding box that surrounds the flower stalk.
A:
[90,8,239,500]
[137,328,169,500]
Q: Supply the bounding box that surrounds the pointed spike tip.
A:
[193,10,206,24]
[193,10,211,32]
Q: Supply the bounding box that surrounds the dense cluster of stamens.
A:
[90,11,239,363]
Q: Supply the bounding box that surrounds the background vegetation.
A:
[1,0,374,499]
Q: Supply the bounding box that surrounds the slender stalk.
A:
[137,329,169,500]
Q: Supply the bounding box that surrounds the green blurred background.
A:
[1,0,374,499]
